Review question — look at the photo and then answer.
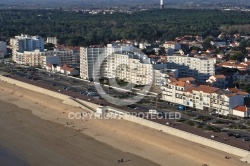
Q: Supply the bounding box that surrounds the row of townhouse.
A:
[161,81,250,117]
[166,55,215,83]
[217,61,250,71]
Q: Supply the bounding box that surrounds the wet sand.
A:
[0,100,159,166]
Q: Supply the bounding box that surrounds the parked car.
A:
[209,112,217,116]
[242,137,250,141]
[234,134,241,138]
[148,109,159,115]
[227,133,234,137]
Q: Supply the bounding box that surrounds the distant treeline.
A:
[0,9,249,46]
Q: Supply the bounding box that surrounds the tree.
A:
[202,36,213,50]
[244,84,250,93]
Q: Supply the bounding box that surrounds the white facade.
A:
[167,56,215,82]
[233,106,250,117]
[161,81,248,117]
[80,44,133,80]
[46,37,57,45]
[14,49,77,67]
[154,69,178,86]
[163,42,181,51]
[106,53,153,85]
[0,41,7,57]
[11,34,44,63]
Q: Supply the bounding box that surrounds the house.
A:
[211,40,226,48]
[65,67,79,76]
[163,42,181,51]
[233,106,250,117]
[206,75,226,89]
[161,79,249,117]
[233,71,250,82]
[45,63,58,73]
[59,64,79,76]
[227,87,250,98]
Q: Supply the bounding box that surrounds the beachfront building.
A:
[11,34,44,62]
[161,80,249,117]
[13,48,77,67]
[80,44,134,80]
[154,69,178,86]
[106,52,153,85]
[167,55,215,82]
[80,43,178,85]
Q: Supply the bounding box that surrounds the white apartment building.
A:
[80,44,133,80]
[161,82,249,116]
[154,69,178,86]
[80,46,107,80]
[46,37,57,45]
[14,49,77,67]
[11,34,44,62]
[167,55,215,82]
[0,41,7,58]
[106,53,153,85]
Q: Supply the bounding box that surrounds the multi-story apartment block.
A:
[161,81,249,116]
[154,69,178,86]
[167,55,215,82]
[14,49,78,67]
[106,53,153,85]
[80,46,107,80]
[11,34,44,62]
[53,49,79,66]
[80,44,133,80]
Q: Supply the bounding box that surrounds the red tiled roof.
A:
[178,77,196,82]
[228,88,238,93]
[67,68,75,72]
[225,93,237,97]
[233,105,247,112]
[214,75,226,79]
[46,63,52,67]
[169,81,186,87]
[169,78,178,82]
[193,85,219,94]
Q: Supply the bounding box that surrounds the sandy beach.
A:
[0,80,249,166]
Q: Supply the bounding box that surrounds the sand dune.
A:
[0,80,248,166]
